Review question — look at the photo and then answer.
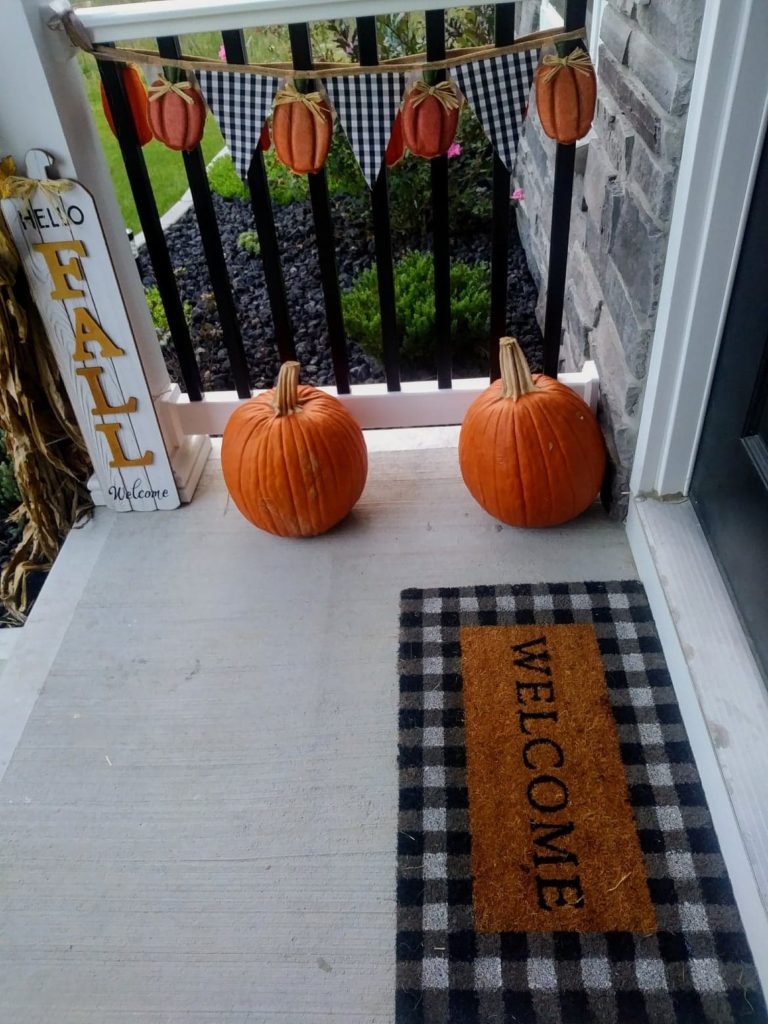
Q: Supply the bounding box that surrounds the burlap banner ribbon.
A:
[147,78,196,104]
[408,79,461,111]
[273,81,330,123]
[540,48,594,84]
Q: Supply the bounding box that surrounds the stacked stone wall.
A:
[514,0,704,514]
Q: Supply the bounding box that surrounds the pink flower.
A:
[219,44,227,61]
[511,188,525,201]
[447,142,462,159]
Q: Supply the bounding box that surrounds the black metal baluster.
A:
[99,51,203,400]
[542,0,588,378]
[221,30,296,365]
[156,36,251,398]
[425,10,452,389]
[288,24,350,394]
[489,3,516,381]
[357,16,400,392]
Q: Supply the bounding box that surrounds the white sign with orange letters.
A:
[1,150,179,511]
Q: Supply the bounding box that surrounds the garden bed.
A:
[137,123,544,393]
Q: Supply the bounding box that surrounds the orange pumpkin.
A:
[100,64,152,147]
[272,84,333,175]
[259,119,271,152]
[401,80,460,159]
[535,48,597,145]
[458,337,605,527]
[147,77,207,152]
[221,361,368,537]
[385,112,405,167]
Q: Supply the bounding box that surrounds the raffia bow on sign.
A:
[540,48,594,84]
[408,79,461,111]
[147,77,197,104]
[273,81,331,123]
[0,174,73,224]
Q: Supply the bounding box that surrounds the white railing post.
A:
[0,0,210,504]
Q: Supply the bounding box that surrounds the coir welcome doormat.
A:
[396,582,766,1024]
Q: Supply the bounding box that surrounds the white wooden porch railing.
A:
[2,0,598,508]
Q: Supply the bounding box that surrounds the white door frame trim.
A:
[630,0,768,499]
[626,0,768,987]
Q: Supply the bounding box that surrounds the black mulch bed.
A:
[138,191,543,392]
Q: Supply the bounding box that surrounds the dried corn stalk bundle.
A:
[0,166,92,620]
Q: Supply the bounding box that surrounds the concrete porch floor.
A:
[0,430,638,1023]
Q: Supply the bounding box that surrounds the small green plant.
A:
[145,284,192,345]
[326,127,367,198]
[0,432,20,516]
[342,251,490,364]
[208,155,250,201]
[237,231,261,256]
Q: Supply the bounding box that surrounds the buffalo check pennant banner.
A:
[195,71,280,180]
[323,72,406,188]
[454,49,539,173]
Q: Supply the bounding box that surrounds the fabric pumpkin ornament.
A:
[535,47,597,145]
[385,112,405,168]
[147,75,207,152]
[100,64,152,147]
[221,360,368,537]
[459,337,605,527]
[401,79,461,159]
[272,82,333,175]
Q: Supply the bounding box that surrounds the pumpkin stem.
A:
[499,337,536,400]
[273,360,301,416]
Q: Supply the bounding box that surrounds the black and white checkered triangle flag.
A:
[324,73,406,188]
[195,71,280,180]
[454,50,539,173]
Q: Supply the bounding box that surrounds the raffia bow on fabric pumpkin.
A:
[535,46,597,144]
[402,78,462,159]
[272,82,334,175]
[273,81,332,123]
[407,79,461,111]
[147,77,196,104]
[539,47,595,84]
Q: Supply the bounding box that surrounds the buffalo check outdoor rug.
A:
[396,581,767,1023]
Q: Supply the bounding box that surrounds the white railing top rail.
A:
[71,0,492,44]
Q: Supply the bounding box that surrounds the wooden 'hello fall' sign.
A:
[1,150,179,511]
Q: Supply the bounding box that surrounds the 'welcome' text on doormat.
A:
[461,623,655,934]
[396,582,766,1023]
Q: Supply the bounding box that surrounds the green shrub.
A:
[0,432,20,516]
[319,10,492,63]
[237,230,261,256]
[342,251,490,364]
[387,108,493,240]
